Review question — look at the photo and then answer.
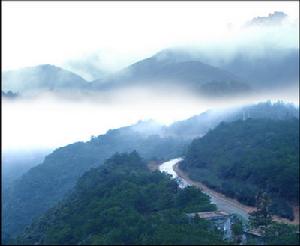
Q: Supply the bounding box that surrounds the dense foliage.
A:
[247,193,299,245]
[3,102,298,240]
[263,222,300,245]
[14,152,225,245]
[2,124,188,238]
[249,191,273,229]
[180,118,299,219]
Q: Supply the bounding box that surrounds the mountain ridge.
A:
[3,101,298,238]
[2,64,88,94]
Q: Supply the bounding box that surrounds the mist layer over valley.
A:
[2,85,299,153]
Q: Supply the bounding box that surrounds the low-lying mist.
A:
[2,83,298,152]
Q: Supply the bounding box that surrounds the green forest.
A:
[3,128,188,238]
[13,152,225,245]
[180,118,299,219]
[3,103,299,245]
[3,101,298,239]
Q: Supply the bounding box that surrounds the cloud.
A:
[63,54,109,81]
[2,2,299,152]
[2,81,299,152]
[2,2,299,72]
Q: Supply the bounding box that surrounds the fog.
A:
[2,2,299,171]
[3,2,298,77]
[2,82,298,153]
[2,149,51,184]
[57,9,300,80]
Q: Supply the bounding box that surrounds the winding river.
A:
[159,158,252,220]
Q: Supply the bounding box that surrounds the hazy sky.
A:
[2,1,299,77]
[2,1,299,152]
[2,86,298,152]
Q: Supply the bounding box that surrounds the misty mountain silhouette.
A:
[2,64,88,95]
[1,90,18,99]
[221,48,299,89]
[151,47,299,90]
[3,45,298,98]
[90,55,250,97]
[246,11,288,27]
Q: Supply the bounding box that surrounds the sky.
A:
[2,1,299,79]
[2,1,299,152]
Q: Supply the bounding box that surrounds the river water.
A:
[158,157,190,189]
[159,158,249,220]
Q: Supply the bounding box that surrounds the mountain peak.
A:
[246,11,288,27]
[2,64,88,94]
[153,49,194,64]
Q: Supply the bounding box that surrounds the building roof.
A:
[188,211,230,219]
[246,229,263,237]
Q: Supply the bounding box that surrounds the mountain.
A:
[3,101,298,239]
[220,48,299,90]
[3,44,298,98]
[90,55,251,97]
[2,122,188,238]
[1,90,18,99]
[246,11,288,27]
[13,152,224,245]
[151,47,299,91]
[3,58,251,98]
[2,64,88,95]
[2,149,50,186]
[179,118,299,220]
[164,101,299,139]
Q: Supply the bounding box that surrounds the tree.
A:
[263,222,299,245]
[232,219,243,243]
[249,191,272,228]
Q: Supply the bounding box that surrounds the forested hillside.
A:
[14,152,224,245]
[3,125,188,238]
[164,101,299,139]
[180,118,299,219]
[3,102,298,238]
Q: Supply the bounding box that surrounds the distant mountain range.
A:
[217,48,299,90]
[2,45,298,99]
[150,47,299,91]
[1,91,18,99]
[2,64,88,95]
[246,11,288,27]
[90,56,250,97]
